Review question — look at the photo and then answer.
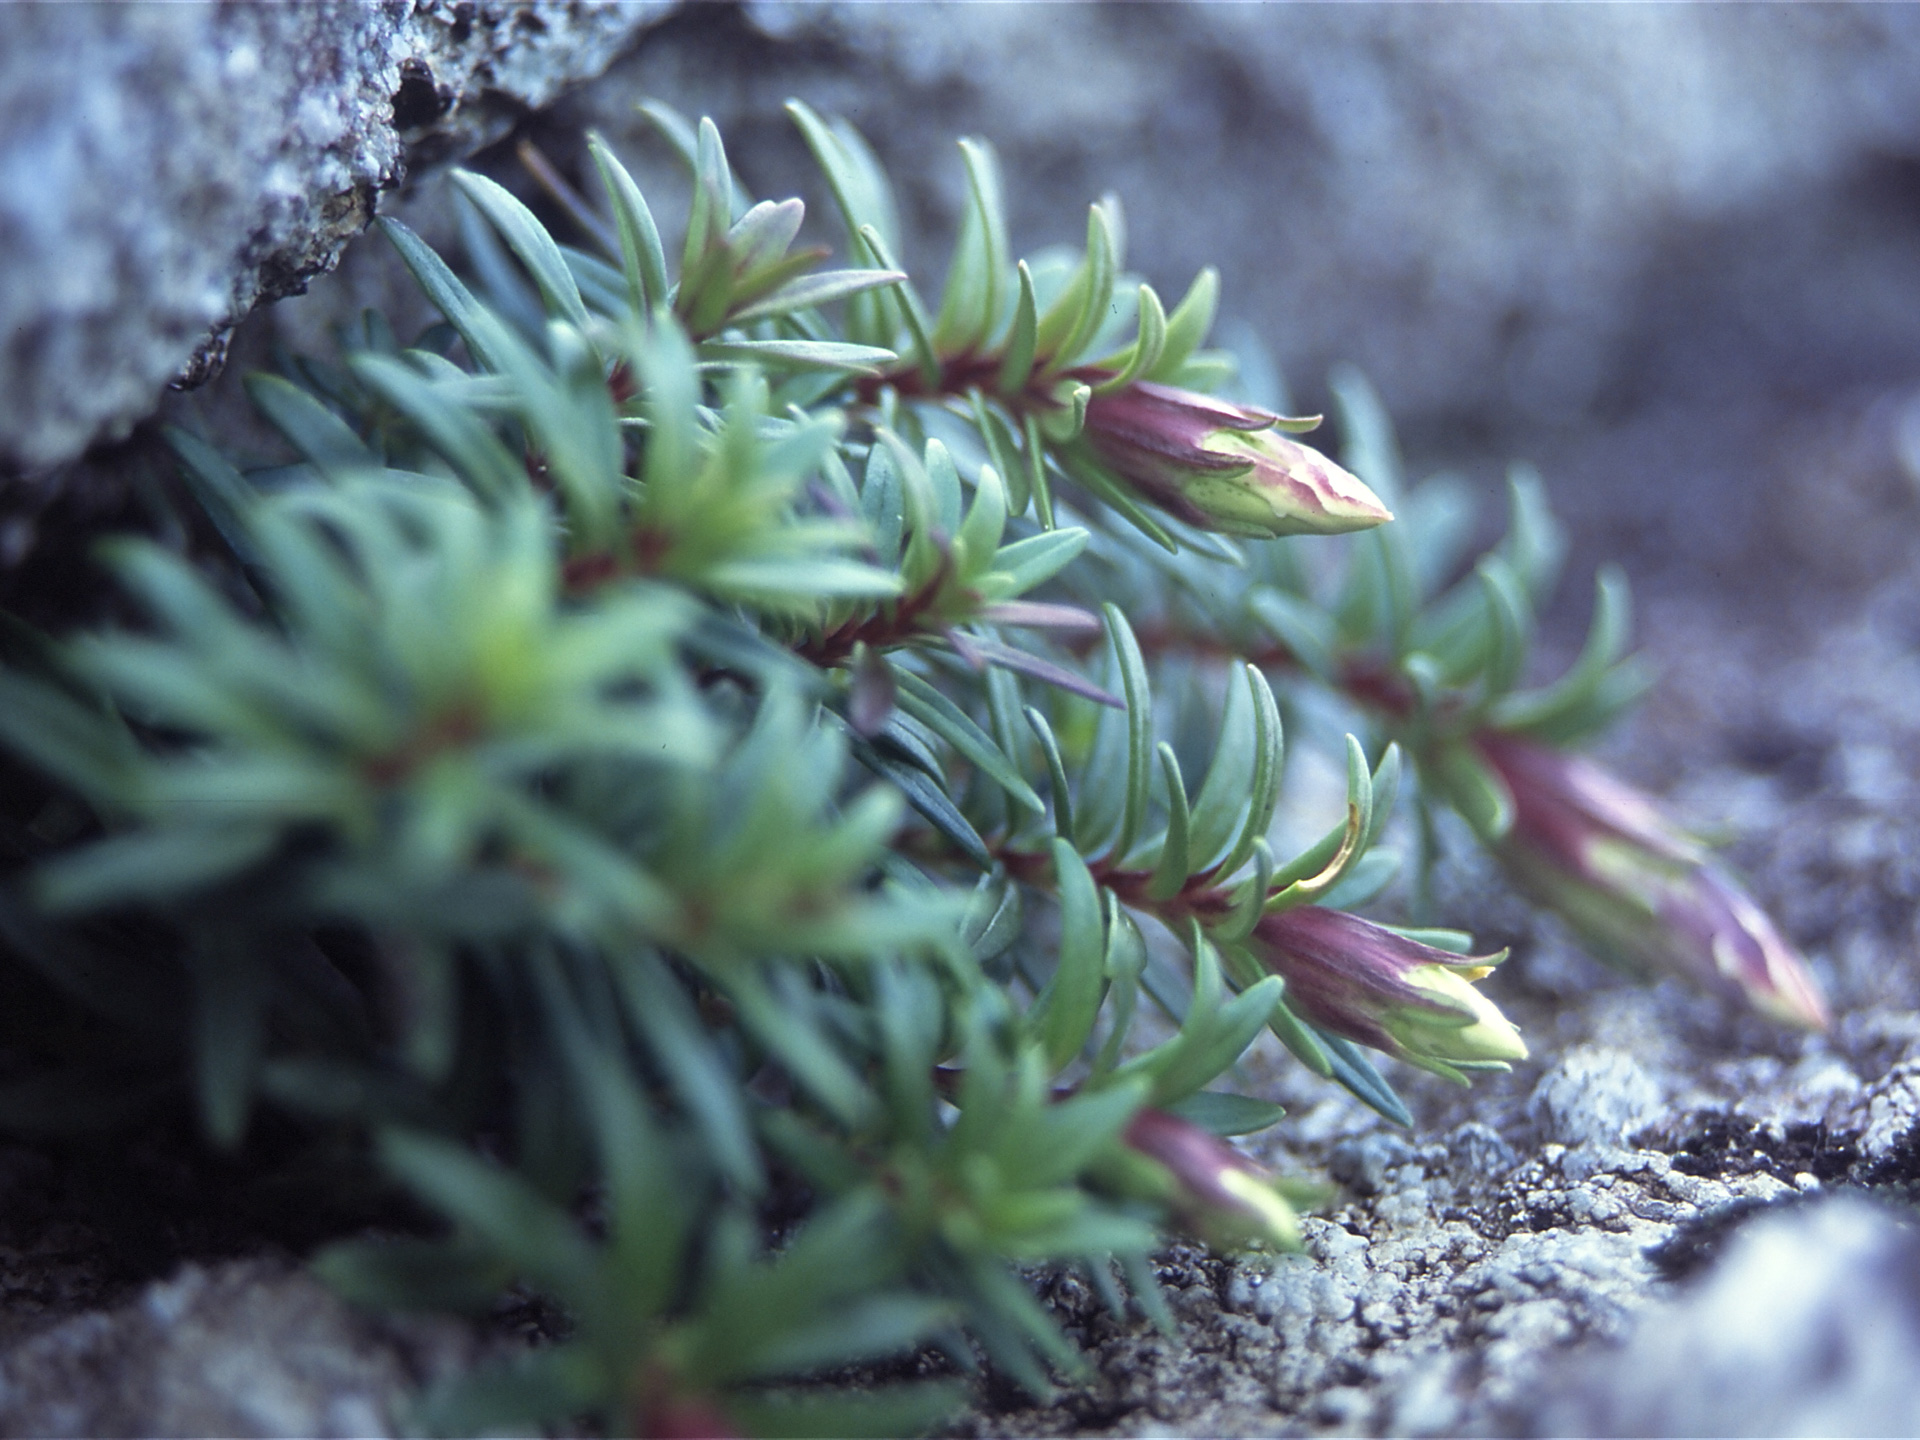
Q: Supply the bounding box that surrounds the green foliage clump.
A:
[0,103,1819,1434]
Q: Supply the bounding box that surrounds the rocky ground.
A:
[6,5,1920,1436]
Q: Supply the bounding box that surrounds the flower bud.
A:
[1080,381,1391,539]
[1250,906,1527,1079]
[1473,730,1830,1031]
[1121,1106,1301,1250]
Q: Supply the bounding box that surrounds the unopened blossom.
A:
[1122,1106,1300,1250]
[1080,381,1391,539]
[1473,730,1830,1031]
[1250,906,1526,1079]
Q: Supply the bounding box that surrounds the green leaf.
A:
[743,1295,958,1382]
[1211,837,1276,945]
[1187,665,1258,872]
[1262,992,1331,1077]
[409,1345,603,1439]
[1090,893,1148,1074]
[1431,742,1515,842]
[1216,666,1284,877]
[1314,1027,1413,1127]
[1023,705,1074,842]
[1036,839,1107,1073]
[379,217,507,370]
[1146,267,1219,383]
[1102,604,1154,863]
[955,461,1009,576]
[703,556,903,602]
[1501,463,1566,603]
[1475,555,1533,699]
[786,99,901,252]
[244,373,376,478]
[1036,202,1117,370]
[451,169,590,329]
[1248,586,1336,681]
[377,1127,598,1298]
[1144,743,1192,901]
[924,436,965,539]
[1024,411,1055,530]
[729,970,877,1130]
[1090,283,1167,395]
[727,266,908,325]
[998,261,1040,395]
[313,1233,516,1315]
[0,671,136,805]
[615,950,763,1195]
[36,825,280,912]
[933,137,1010,356]
[679,115,737,274]
[347,353,524,501]
[988,527,1088,595]
[1317,847,1400,910]
[892,666,1043,814]
[1267,734,1373,906]
[1491,564,1632,732]
[697,338,897,374]
[188,928,268,1148]
[852,736,992,870]
[856,224,939,387]
[588,131,670,313]
[164,426,264,572]
[1166,1090,1287,1137]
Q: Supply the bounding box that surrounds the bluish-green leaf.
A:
[587,131,670,313]
[1166,1090,1287,1137]
[697,338,896,374]
[451,169,590,328]
[1036,839,1107,1073]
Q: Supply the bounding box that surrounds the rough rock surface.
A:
[0,1,668,470]
[1538,1195,1920,1439]
[0,1259,469,1440]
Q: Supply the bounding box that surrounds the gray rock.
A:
[1528,1046,1665,1148]
[0,1258,468,1439]
[1533,1196,1920,1438]
[0,1,669,470]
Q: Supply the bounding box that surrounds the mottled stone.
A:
[1535,1196,1920,1438]
[0,1,669,469]
[0,1259,468,1439]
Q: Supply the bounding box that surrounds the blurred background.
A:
[309,4,1920,613]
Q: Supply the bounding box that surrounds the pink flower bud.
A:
[1474,731,1830,1031]
[1250,906,1526,1078]
[1080,381,1391,538]
[1122,1106,1300,1250]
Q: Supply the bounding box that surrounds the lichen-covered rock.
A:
[0,1,669,470]
[0,1259,468,1439]
[1533,1196,1920,1438]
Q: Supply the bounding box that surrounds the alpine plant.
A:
[0,103,1825,1435]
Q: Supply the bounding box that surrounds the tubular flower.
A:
[1121,1107,1301,1251]
[1079,381,1392,539]
[1473,730,1830,1031]
[1250,906,1526,1081]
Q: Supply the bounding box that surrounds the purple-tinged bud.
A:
[1122,1107,1301,1250]
[1474,731,1830,1031]
[1250,907,1526,1079]
[1080,381,1392,539]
